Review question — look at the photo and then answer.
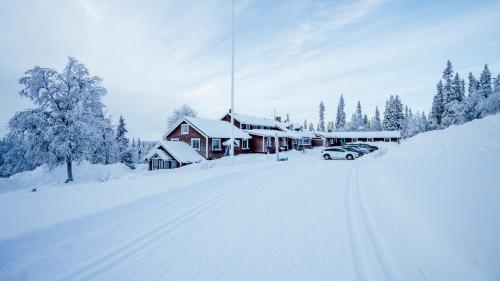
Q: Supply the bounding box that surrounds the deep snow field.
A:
[0,115,499,281]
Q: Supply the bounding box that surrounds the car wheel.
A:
[346,154,354,160]
[323,154,331,160]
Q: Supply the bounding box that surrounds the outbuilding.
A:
[144,141,204,170]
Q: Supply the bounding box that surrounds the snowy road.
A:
[0,149,497,280]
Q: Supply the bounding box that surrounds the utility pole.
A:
[230,0,235,165]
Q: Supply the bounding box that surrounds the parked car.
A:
[345,144,371,153]
[322,148,358,160]
[352,143,378,152]
[342,146,366,156]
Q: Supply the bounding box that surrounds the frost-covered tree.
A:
[349,101,364,131]
[318,101,326,132]
[12,57,107,182]
[383,95,404,131]
[430,81,445,128]
[285,113,290,123]
[478,64,492,99]
[115,115,134,167]
[88,116,116,165]
[442,72,465,126]
[327,121,334,132]
[371,107,382,131]
[308,122,314,131]
[303,120,307,131]
[335,95,346,131]
[166,105,197,129]
[478,74,500,116]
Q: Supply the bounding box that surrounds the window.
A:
[302,138,311,145]
[367,138,373,142]
[181,124,189,134]
[191,138,200,150]
[242,139,249,149]
[212,138,221,151]
[330,138,335,144]
[352,138,358,142]
[384,138,390,142]
[265,137,272,147]
[234,139,240,147]
[170,138,179,142]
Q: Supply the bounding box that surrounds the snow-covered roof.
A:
[247,129,317,139]
[316,131,401,138]
[287,130,317,139]
[223,112,288,131]
[185,117,251,139]
[247,129,295,138]
[145,141,204,164]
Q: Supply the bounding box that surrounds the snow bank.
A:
[360,114,500,279]
[0,161,138,193]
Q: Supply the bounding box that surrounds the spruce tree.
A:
[318,101,326,132]
[335,95,346,131]
[371,107,382,131]
[115,115,133,167]
[430,81,445,127]
[478,64,492,99]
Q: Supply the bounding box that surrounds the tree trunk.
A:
[66,159,74,183]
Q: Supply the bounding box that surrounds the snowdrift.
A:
[0,161,139,193]
[360,114,500,279]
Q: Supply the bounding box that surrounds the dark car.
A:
[351,143,378,152]
[341,146,366,156]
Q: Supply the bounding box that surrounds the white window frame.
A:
[242,139,249,149]
[234,139,240,147]
[329,138,335,144]
[191,138,201,150]
[384,138,390,142]
[367,138,373,142]
[212,138,221,151]
[352,138,358,142]
[302,137,311,145]
[170,138,179,142]
[181,124,189,135]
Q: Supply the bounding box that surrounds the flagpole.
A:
[230,0,235,165]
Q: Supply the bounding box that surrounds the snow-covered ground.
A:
[0,115,499,280]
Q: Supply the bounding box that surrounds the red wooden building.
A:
[163,116,252,160]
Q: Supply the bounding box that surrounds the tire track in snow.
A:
[345,161,429,281]
[49,165,279,281]
[345,162,394,281]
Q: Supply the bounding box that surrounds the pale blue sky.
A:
[1,0,499,139]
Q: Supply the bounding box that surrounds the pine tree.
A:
[371,107,382,131]
[285,113,290,123]
[318,101,326,132]
[308,122,314,131]
[478,64,492,99]
[335,95,346,131]
[349,101,364,131]
[430,81,445,127]
[442,72,465,126]
[115,115,134,167]
[303,120,307,131]
[478,74,500,115]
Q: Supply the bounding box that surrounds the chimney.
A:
[275,116,281,122]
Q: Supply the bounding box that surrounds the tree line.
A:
[304,60,499,139]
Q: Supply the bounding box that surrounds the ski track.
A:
[47,165,279,281]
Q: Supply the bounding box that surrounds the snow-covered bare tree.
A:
[166,105,197,129]
[335,95,346,131]
[12,57,107,182]
[318,101,326,132]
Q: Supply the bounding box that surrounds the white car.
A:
[322,147,358,160]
